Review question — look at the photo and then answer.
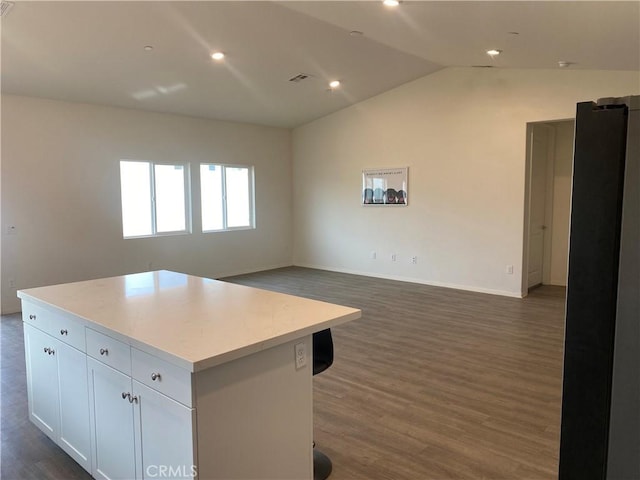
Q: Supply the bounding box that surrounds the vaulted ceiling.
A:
[2,1,638,128]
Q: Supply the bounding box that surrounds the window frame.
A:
[200,163,255,233]
[119,159,192,239]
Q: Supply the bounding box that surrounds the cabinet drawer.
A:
[22,302,51,332]
[86,329,131,375]
[49,314,85,351]
[132,348,193,407]
[22,302,86,352]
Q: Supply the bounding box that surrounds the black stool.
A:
[313,329,334,480]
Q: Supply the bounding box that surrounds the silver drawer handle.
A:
[29,314,36,320]
[99,348,108,356]
[60,329,68,336]
[151,373,161,381]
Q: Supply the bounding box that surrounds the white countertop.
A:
[17,271,361,372]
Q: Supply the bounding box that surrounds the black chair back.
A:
[313,329,333,376]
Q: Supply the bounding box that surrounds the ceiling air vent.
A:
[0,1,14,17]
[289,73,313,83]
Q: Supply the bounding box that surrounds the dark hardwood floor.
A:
[1,267,566,479]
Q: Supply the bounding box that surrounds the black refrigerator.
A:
[558,95,639,479]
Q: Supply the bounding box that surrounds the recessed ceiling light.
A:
[143,45,154,52]
[329,80,341,89]
[558,61,572,68]
[486,49,502,57]
[350,30,364,37]
[383,0,400,7]
[211,52,225,61]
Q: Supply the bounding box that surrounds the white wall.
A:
[292,67,639,297]
[1,95,292,313]
[549,120,575,286]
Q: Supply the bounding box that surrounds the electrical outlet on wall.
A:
[506,264,514,274]
[391,253,397,262]
[294,343,306,369]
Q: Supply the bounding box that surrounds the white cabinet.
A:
[88,358,139,480]
[25,319,312,480]
[134,381,196,480]
[24,324,59,438]
[23,322,92,471]
[56,340,92,469]
[87,330,196,480]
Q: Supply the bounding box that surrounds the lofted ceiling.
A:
[2,1,639,128]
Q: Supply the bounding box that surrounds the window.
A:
[120,160,190,238]
[200,164,254,231]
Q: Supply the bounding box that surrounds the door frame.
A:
[522,120,569,296]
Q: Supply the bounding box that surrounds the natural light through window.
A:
[201,165,224,231]
[120,160,190,238]
[200,164,254,232]
[154,164,187,232]
[120,161,153,237]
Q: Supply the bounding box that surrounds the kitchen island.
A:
[18,270,361,480]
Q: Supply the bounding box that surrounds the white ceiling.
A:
[2,1,639,128]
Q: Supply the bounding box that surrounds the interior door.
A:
[528,125,551,288]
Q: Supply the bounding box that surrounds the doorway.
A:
[523,119,575,295]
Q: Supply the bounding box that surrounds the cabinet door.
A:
[57,341,92,471]
[24,324,59,439]
[88,358,137,480]
[134,381,196,480]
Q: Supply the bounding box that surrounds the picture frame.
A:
[362,167,408,206]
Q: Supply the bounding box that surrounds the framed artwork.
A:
[362,167,408,206]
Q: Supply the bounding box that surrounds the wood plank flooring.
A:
[1,267,566,479]
[225,268,565,480]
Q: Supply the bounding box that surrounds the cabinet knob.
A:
[100,348,109,356]
[49,349,55,355]
[151,372,161,381]
[122,392,130,400]
[30,314,36,320]
[60,329,68,336]
[43,347,49,354]
[129,395,138,404]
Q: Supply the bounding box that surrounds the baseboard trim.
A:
[215,262,295,280]
[293,263,524,298]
